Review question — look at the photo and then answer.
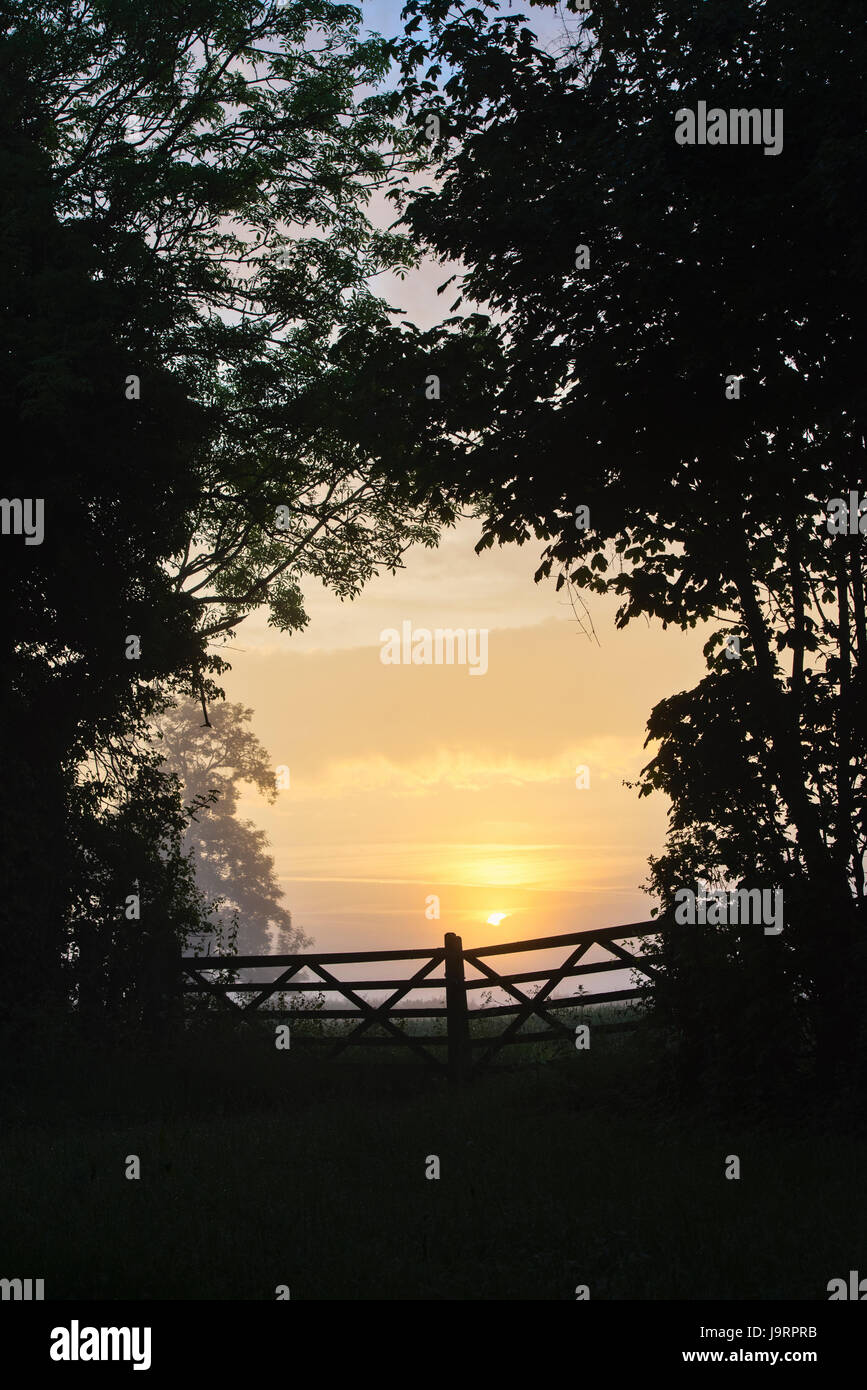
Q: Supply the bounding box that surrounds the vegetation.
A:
[2,0,865,1306]
[0,0,458,1026]
[390,0,867,1096]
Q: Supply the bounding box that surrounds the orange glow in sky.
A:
[220,521,706,953]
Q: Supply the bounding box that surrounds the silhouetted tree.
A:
[74,753,211,1041]
[0,0,461,1024]
[0,108,214,1026]
[391,0,867,1091]
[9,0,461,645]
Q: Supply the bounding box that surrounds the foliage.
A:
[393,0,867,1088]
[0,0,465,1024]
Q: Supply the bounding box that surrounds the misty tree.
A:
[155,701,310,956]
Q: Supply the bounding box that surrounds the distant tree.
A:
[155,701,310,956]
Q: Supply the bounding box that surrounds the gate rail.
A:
[181,920,662,1077]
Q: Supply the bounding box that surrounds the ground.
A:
[1,1020,863,1300]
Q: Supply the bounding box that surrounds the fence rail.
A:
[181,920,663,1077]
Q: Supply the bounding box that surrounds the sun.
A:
[486,912,509,926]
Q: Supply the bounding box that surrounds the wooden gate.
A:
[181,920,660,1077]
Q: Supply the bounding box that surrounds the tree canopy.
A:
[0,0,465,1024]
[392,0,867,1085]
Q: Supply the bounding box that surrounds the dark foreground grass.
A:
[1,1017,864,1300]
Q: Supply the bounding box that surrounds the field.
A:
[2,1011,865,1301]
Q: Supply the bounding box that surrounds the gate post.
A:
[444,931,471,1083]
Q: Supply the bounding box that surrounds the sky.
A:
[220,520,705,966]
[214,0,707,996]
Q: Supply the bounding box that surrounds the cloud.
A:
[214,524,706,932]
[238,737,641,801]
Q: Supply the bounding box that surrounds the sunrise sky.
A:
[215,0,708,971]
[219,524,705,960]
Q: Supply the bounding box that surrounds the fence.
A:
[181,920,662,1078]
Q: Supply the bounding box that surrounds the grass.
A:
[1,1010,864,1300]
